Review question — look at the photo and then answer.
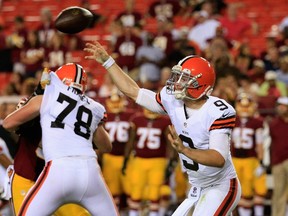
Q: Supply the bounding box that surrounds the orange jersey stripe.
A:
[213,117,236,125]
[209,116,236,131]
[19,161,52,215]
[214,178,238,215]
[209,123,236,131]
[155,92,167,113]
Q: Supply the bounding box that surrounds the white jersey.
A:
[156,88,237,187]
[40,72,106,161]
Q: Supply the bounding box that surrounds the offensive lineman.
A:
[3,63,119,215]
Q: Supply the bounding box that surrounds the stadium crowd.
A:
[0,0,288,215]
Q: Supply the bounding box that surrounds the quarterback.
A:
[84,41,241,215]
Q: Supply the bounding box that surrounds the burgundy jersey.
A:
[113,34,142,71]
[116,11,143,27]
[129,113,171,158]
[44,46,68,71]
[231,116,264,158]
[104,110,134,156]
[148,0,181,19]
[269,116,288,165]
[14,117,45,181]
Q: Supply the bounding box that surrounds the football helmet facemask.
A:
[55,63,87,93]
[235,93,257,118]
[166,55,215,100]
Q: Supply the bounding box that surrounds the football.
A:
[55,6,93,34]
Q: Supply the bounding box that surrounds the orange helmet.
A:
[166,55,215,100]
[55,63,87,93]
[235,93,257,118]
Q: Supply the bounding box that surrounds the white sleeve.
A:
[209,129,231,161]
[136,88,166,114]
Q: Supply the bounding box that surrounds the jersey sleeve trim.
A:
[209,115,236,131]
[156,92,167,113]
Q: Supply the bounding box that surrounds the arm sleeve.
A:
[136,88,167,114]
[209,129,231,161]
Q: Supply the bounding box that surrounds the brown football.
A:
[55,6,93,34]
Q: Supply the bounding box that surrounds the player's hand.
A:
[168,125,185,153]
[255,164,266,177]
[84,41,110,64]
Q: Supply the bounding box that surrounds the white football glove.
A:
[255,165,266,177]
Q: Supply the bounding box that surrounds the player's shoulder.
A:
[206,96,236,119]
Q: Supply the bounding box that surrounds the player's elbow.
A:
[2,119,16,132]
[215,157,225,168]
[97,142,112,153]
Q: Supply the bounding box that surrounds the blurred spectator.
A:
[135,33,166,89]
[7,16,27,49]
[193,0,227,17]
[212,70,240,105]
[80,0,106,28]
[260,37,279,60]
[64,34,85,51]
[152,16,174,55]
[275,55,288,86]
[268,97,288,216]
[147,0,181,20]
[237,74,260,99]
[2,72,24,96]
[234,43,255,75]
[7,16,28,75]
[258,71,287,98]
[278,16,288,33]
[111,24,142,79]
[166,38,198,68]
[158,66,171,89]
[98,73,119,98]
[247,59,266,86]
[85,72,99,100]
[219,3,258,43]
[43,32,68,71]
[114,0,144,28]
[187,10,220,51]
[262,46,281,71]
[19,30,44,78]
[0,25,13,72]
[36,7,56,47]
[205,35,232,68]
[19,77,37,96]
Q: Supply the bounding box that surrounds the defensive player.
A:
[102,92,134,212]
[84,41,241,215]
[122,108,171,216]
[3,63,119,215]
[231,93,267,216]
